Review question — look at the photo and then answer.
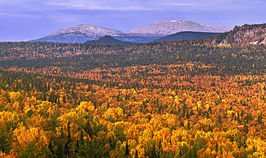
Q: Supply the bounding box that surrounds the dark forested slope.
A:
[154,31,221,42]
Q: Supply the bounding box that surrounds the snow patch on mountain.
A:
[49,24,124,39]
[129,20,232,35]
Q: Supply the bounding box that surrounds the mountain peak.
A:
[99,35,115,40]
[74,24,97,29]
[130,20,232,35]
[169,20,185,23]
[75,24,94,27]
[49,24,124,37]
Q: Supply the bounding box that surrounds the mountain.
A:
[86,35,134,45]
[154,31,222,42]
[33,24,124,43]
[210,23,266,45]
[130,20,231,35]
[33,20,232,43]
[33,24,162,43]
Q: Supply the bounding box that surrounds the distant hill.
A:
[210,23,266,45]
[130,20,231,35]
[86,35,134,45]
[154,31,221,42]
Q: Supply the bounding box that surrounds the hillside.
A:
[211,23,266,45]
[154,31,221,42]
[86,35,134,45]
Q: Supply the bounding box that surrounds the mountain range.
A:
[33,20,232,43]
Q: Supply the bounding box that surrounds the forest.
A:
[0,38,265,157]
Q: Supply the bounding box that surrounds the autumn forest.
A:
[0,34,265,158]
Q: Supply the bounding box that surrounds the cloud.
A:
[159,2,196,7]
[1,0,264,13]
[253,0,262,4]
[0,0,265,16]
[47,1,156,11]
[47,0,201,11]
[158,0,266,10]
[0,12,42,18]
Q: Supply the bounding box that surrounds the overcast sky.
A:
[0,0,265,41]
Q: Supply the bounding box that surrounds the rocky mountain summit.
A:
[34,24,124,43]
[129,20,231,35]
[211,23,266,45]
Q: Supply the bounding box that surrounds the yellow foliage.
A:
[76,101,95,113]
[246,138,265,157]
[0,111,20,129]
[104,107,124,121]
[12,125,48,151]
[9,91,21,102]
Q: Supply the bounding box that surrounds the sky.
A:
[0,0,265,41]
